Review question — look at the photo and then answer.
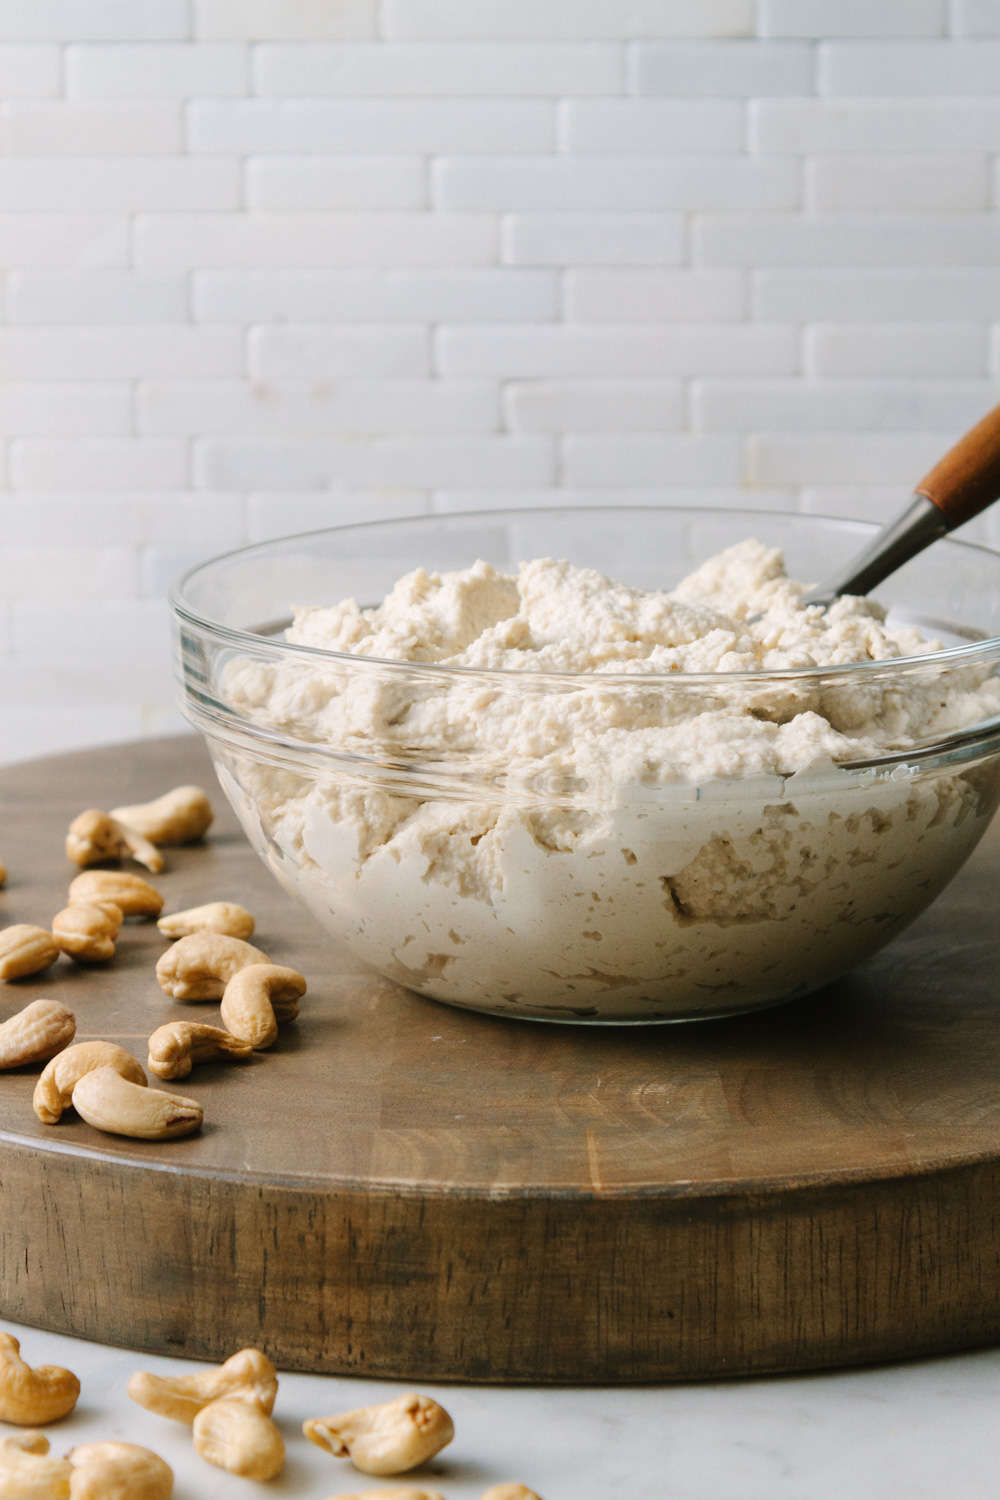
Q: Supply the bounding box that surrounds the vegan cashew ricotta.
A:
[217,540,1000,1020]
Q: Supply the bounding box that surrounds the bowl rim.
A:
[169,503,1000,687]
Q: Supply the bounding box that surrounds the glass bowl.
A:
[170,507,1000,1024]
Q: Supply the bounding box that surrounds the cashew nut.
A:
[0,859,6,887]
[155,934,269,1002]
[0,1335,80,1426]
[303,1393,454,1477]
[0,1431,72,1497]
[33,1041,146,1125]
[67,872,163,920]
[329,1490,446,1500]
[220,964,306,1050]
[157,902,255,941]
[192,1399,285,1480]
[482,1488,543,1500]
[71,1067,202,1140]
[110,786,213,846]
[50,904,122,965]
[127,1347,278,1426]
[0,1002,75,1070]
[146,1022,252,1081]
[66,1442,172,1500]
[0,927,60,982]
[65,810,163,875]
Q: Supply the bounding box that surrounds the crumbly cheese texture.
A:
[220,540,1000,1020]
[235,539,1000,786]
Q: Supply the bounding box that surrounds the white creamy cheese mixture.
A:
[219,540,1000,1020]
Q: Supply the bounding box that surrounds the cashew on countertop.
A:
[129,1349,283,1482]
[34,1041,147,1125]
[158,902,255,941]
[0,926,61,982]
[220,963,307,1049]
[70,1067,202,1141]
[304,1392,455,1477]
[110,786,213,846]
[0,1333,80,1426]
[192,1398,286,1480]
[0,1431,73,1495]
[127,1348,278,1425]
[147,1022,252,1081]
[332,1488,447,1500]
[0,1001,75,1070]
[155,933,270,1002]
[66,1440,173,1500]
[481,1486,544,1500]
[51,903,123,965]
[68,871,163,920]
[65,810,163,875]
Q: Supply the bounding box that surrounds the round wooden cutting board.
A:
[1,735,999,1383]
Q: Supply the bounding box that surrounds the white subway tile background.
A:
[2,1,1000,763]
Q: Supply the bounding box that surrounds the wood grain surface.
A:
[1,735,999,1382]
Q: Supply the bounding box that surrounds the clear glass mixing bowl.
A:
[170,507,1000,1024]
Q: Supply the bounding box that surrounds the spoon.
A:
[788,397,1000,612]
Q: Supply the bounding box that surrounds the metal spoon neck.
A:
[800,493,949,612]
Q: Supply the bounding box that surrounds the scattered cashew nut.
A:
[482,1487,543,1500]
[303,1393,455,1477]
[157,902,255,941]
[67,1441,173,1500]
[155,934,269,1002]
[67,871,163,920]
[0,1334,80,1425]
[330,1490,446,1500]
[192,1398,285,1480]
[65,810,163,875]
[110,786,213,846]
[34,1041,146,1125]
[0,1001,75,1070]
[0,1430,72,1496]
[51,904,122,965]
[71,1067,202,1141]
[0,926,60,982]
[127,1347,278,1426]
[146,1022,252,1081]
[220,964,306,1050]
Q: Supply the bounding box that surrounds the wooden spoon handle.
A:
[914,398,1000,528]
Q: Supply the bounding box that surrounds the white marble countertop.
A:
[2,1318,997,1498]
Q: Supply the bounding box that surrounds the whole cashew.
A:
[110,786,213,845]
[0,926,60,982]
[147,1022,252,1081]
[155,934,269,1002]
[0,1335,80,1426]
[71,1067,202,1141]
[303,1393,454,1477]
[34,1041,146,1125]
[0,1431,72,1497]
[65,810,163,875]
[127,1347,278,1426]
[0,1001,75,1070]
[482,1488,543,1500]
[67,872,163,920]
[157,902,255,941]
[220,964,306,1050]
[67,1441,172,1500]
[330,1490,446,1500]
[51,904,122,965]
[192,1398,285,1480]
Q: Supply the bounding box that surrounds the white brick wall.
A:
[2,6,1000,764]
